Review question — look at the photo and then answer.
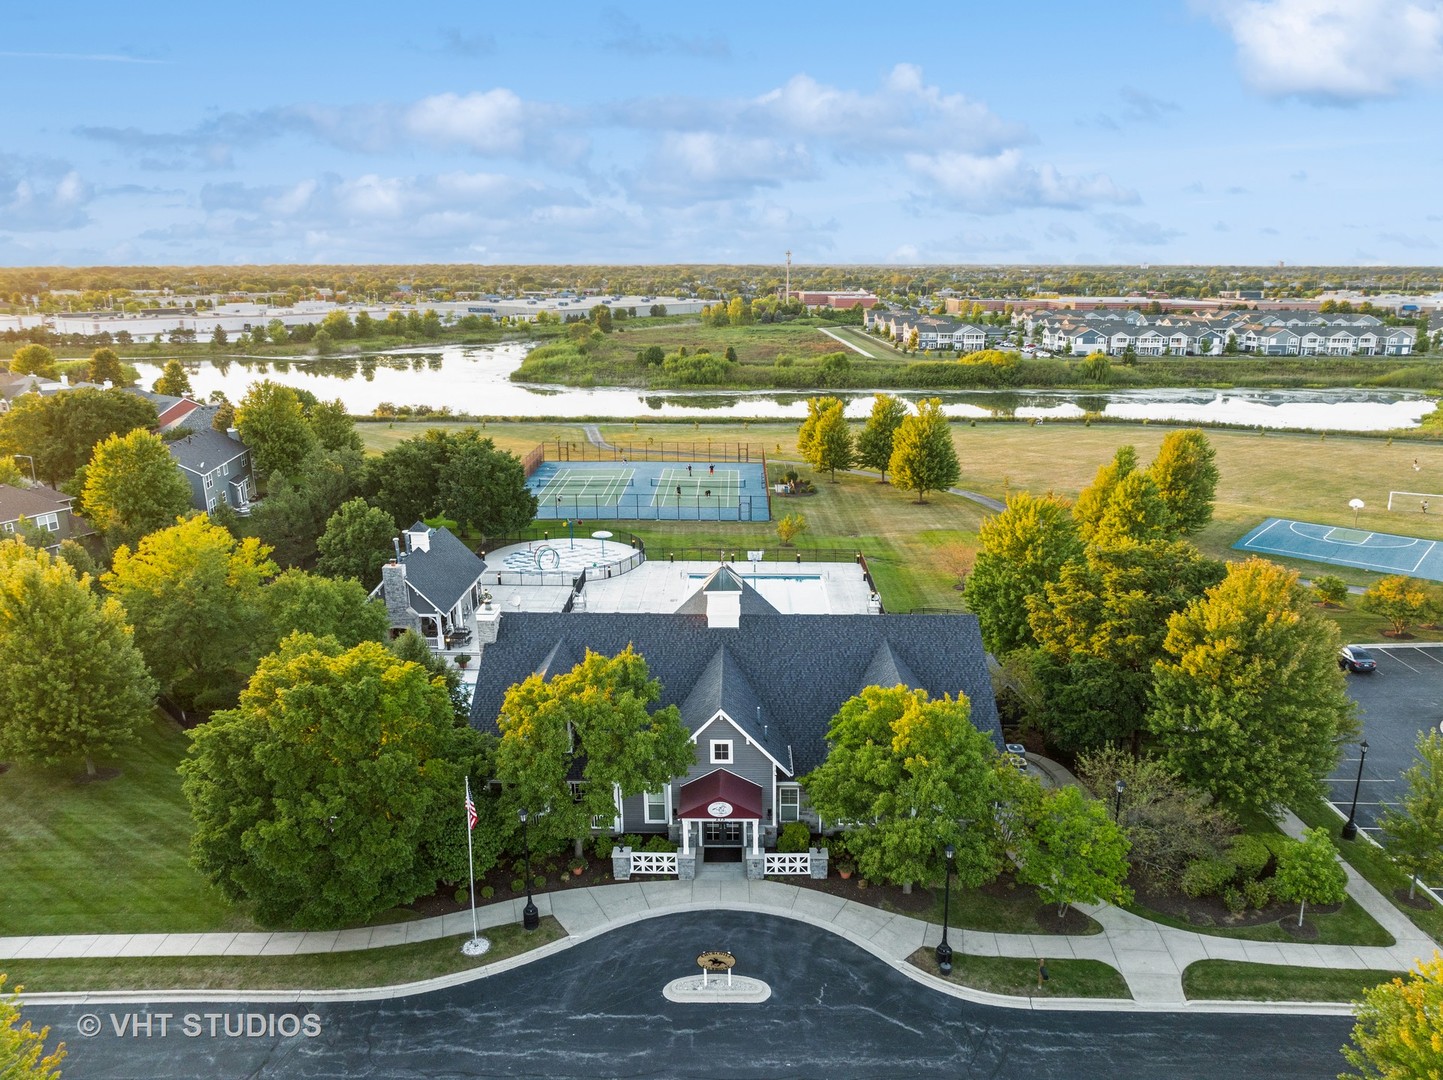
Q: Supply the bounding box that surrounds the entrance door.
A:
[703,821,743,845]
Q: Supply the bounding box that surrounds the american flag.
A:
[465,780,478,831]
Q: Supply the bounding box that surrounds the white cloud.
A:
[0,156,92,231]
[1201,0,1443,102]
[905,149,1137,213]
[631,133,814,201]
[1095,213,1185,246]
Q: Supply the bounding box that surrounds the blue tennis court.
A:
[1234,517,1443,582]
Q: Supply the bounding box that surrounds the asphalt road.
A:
[28,911,1353,1080]
[1328,643,1443,836]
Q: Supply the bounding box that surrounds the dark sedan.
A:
[1339,645,1378,673]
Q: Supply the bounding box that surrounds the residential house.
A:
[468,564,1001,860]
[374,522,490,650]
[0,483,91,552]
[165,425,256,516]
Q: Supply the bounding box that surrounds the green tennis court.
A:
[650,467,744,508]
[1234,517,1443,582]
[533,467,635,508]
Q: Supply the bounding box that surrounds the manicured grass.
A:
[1125,896,1394,947]
[936,884,1103,937]
[1182,960,1402,1002]
[0,920,564,992]
[356,420,588,458]
[909,948,1130,998]
[0,714,250,936]
[1292,796,1443,944]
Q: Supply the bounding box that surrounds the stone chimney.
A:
[380,560,418,635]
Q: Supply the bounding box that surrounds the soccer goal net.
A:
[1387,491,1443,511]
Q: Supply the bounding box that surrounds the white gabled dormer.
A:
[406,521,431,553]
[701,564,743,628]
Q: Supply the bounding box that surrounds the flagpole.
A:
[461,776,490,956]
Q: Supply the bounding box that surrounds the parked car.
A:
[1338,645,1378,674]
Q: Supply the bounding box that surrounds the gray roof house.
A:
[374,522,490,650]
[0,483,91,552]
[468,564,1002,859]
[165,426,255,516]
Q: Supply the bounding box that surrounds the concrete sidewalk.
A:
[3,850,1437,1012]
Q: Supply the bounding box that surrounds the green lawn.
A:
[0,920,563,992]
[1182,960,1402,1002]
[0,714,250,936]
[935,882,1103,936]
[908,948,1129,998]
[1125,896,1394,947]
[355,419,588,459]
[1291,796,1443,944]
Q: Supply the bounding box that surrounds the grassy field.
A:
[356,420,587,459]
[908,949,1130,998]
[0,921,563,992]
[1182,960,1401,1002]
[0,714,251,936]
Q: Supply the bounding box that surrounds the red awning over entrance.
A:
[678,769,763,821]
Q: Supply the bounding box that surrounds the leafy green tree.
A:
[0,541,156,776]
[8,344,56,377]
[1146,429,1219,535]
[317,497,399,583]
[796,395,842,464]
[590,304,613,332]
[1272,826,1347,926]
[1361,575,1431,636]
[0,387,156,487]
[80,428,193,545]
[855,393,908,483]
[1149,559,1357,815]
[152,359,193,397]
[1092,469,1177,544]
[260,569,388,654]
[104,516,277,716]
[776,512,807,546]
[888,397,960,504]
[1379,731,1443,899]
[236,380,319,481]
[86,346,128,386]
[494,646,695,856]
[1312,575,1350,607]
[0,974,65,1078]
[180,635,486,927]
[436,433,538,540]
[964,492,1083,655]
[304,398,362,453]
[1012,784,1132,917]
[798,397,853,482]
[801,685,1001,892]
[1339,953,1443,1080]
[245,447,364,568]
[1073,445,1138,542]
[727,296,753,326]
[266,319,288,345]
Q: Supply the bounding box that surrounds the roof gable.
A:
[398,526,488,613]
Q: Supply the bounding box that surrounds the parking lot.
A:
[1327,644,1443,860]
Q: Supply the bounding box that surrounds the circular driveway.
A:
[29,911,1353,1079]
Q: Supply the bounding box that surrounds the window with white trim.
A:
[710,740,732,764]
[644,789,667,824]
[204,475,214,490]
[35,513,58,532]
[778,786,800,823]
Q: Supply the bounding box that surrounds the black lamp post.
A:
[1113,779,1126,823]
[935,843,955,975]
[1341,740,1370,841]
[519,808,539,931]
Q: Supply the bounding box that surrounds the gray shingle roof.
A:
[399,527,488,615]
[471,611,1001,776]
[673,565,779,615]
[0,484,73,525]
[166,428,249,474]
[679,645,790,766]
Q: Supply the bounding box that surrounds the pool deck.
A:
[482,541,875,615]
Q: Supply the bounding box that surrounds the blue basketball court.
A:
[1234,517,1443,582]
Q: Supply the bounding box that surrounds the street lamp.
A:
[1341,740,1370,841]
[1113,779,1126,823]
[935,843,955,975]
[519,808,539,930]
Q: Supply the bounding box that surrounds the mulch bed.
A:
[790,872,938,916]
[408,858,617,919]
[1130,872,1340,930]
[1033,905,1095,935]
[1392,887,1435,910]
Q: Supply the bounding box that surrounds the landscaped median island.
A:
[0,920,564,993]
[1182,961,1405,1003]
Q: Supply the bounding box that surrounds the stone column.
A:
[809,847,828,879]
[611,846,631,881]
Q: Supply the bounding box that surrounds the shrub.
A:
[480,885,494,901]
[453,887,469,905]
[510,878,525,893]
[1312,575,1349,607]
[1223,885,1247,915]
[826,831,851,864]
[1243,878,1272,910]
[1228,834,1272,882]
[776,822,812,853]
[1180,857,1236,898]
[592,834,617,861]
[642,835,676,853]
[532,874,546,890]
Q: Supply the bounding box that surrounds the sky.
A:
[2,0,1442,269]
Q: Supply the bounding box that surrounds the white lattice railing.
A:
[764,853,812,875]
[629,852,678,875]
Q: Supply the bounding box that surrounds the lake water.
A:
[133,344,1438,432]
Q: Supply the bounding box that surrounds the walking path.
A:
[5,821,1436,1013]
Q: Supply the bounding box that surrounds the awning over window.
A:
[678,769,763,821]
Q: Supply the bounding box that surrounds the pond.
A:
[131,344,1438,433]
